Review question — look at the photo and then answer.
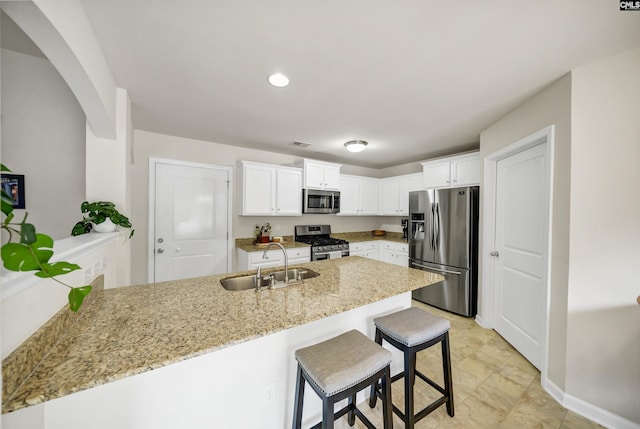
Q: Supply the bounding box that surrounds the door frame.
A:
[480,125,554,374]
[148,157,233,282]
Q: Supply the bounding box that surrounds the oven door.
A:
[313,249,349,261]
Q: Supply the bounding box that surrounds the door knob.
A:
[490,251,499,257]
[157,248,164,254]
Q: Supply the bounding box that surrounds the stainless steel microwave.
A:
[302,189,340,214]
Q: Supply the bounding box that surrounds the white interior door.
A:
[153,161,231,283]
[492,142,549,370]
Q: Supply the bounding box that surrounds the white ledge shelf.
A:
[1,232,118,301]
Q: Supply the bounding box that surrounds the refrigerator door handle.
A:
[411,261,462,275]
[430,203,436,251]
[435,202,441,250]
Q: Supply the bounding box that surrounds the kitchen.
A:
[1,2,640,429]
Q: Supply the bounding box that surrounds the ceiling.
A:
[68,1,640,167]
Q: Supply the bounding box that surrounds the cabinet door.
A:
[379,178,400,215]
[304,163,326,189]
[397,174,422,216]
[452,153,480,186]
[275,169,302,215]
[359,178,379,215]
[423,160,451,189]
[242,164,275,215]
[363,241,381,260]
[323,165,341,190]
[338,176,360,215]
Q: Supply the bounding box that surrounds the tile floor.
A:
[333,300,605,429]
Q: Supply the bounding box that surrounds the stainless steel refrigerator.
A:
[409,187,479,316]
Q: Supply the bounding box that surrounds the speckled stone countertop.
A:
[332,231,407,243]
[235,235,310,252]
[3,257,442,413]
[236,231,407,253]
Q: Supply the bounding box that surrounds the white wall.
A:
[567,48,640,424]
[131,130,406,285]
[479,72,572,388]
[1,47,85,240]
[480,48,640,426]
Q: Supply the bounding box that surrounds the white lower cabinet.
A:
[348,241,381,260]
[381,242,408,266]
[237,247,311,271]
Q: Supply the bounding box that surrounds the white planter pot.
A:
[92,217,116,233]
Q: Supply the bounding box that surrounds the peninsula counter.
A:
[3,256,442,428]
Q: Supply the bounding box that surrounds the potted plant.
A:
[71,201,134,238]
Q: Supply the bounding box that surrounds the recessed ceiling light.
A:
[344,140,368,153]
[268,73,289,87]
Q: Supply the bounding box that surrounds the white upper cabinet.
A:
[422,152,480,189]
[301,159,341,190]
[238,161,302,216]
[338,175,379,216]
[379,173,423,216]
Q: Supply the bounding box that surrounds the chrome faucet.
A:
[262,242,289,284]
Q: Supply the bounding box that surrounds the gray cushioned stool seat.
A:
[373,307,450,347]
[295,329,392,397]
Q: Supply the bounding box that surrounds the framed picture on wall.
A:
[1,173,26,209]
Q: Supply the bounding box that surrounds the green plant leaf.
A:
[1,233,54,271]
[20,223,37,244]
[68,286,92,313]
[71,221,92,236]
[1,189,14,216]
[1,164,10,172]
[35,261,81,278]
[3,211,15,226]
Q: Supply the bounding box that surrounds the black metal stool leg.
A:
[347,393,356,426]
[292,365,306,429]
[369,328,383,408]
[442,332,454,417]
[322,395,334,429]
[382,366,393,429]
[404,349,416,429]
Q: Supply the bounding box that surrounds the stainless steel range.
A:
[294,225,349,261]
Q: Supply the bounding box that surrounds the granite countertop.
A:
[332,231,407,243]
[236,231,407,253]
[235,235,310,252]
[3,257,442,413]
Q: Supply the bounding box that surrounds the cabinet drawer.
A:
[382,242,408,253]
[351,241,379,251]
[249,250,284,264]
[286,247,310,259]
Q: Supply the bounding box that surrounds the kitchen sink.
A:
[220,275,259,291]
[219,268,320,291]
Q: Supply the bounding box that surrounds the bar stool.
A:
[369,307,454,428]
[292,329,393,429]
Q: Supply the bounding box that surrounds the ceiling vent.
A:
[292,141,312,148]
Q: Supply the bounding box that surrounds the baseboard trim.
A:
[542,378,640,429]
[474,314,491,329]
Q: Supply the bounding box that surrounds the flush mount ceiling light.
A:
[268,73,289,87]
[344,140,368,153]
